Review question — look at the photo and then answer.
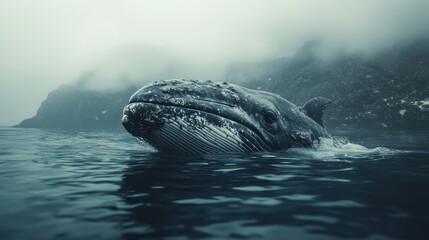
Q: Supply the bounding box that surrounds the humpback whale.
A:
[122,79,332,154]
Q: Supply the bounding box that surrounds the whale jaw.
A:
[122,102,271,155]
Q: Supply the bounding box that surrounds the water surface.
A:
[0,127,428,239]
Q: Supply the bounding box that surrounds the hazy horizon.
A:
[1,0,429,126]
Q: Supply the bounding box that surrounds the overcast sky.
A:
[1,0,429,126]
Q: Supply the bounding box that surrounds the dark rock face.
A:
[17,39,429,130]
[17,82,139,130]
[226,39,429,130]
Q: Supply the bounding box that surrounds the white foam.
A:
[136,138,157,152]
[287,137,401,161]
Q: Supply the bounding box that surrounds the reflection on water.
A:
[0,127,428,239]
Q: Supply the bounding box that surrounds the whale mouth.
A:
[124,97,262,137]
[122,97,273,154]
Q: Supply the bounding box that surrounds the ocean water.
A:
[0,127,428,240]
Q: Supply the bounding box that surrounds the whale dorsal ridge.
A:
[301,97,331,127]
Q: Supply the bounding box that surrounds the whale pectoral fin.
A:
[301,97,331,127]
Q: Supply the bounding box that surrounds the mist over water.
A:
[1,0,429,125]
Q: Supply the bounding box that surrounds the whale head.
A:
[122,79,330,154]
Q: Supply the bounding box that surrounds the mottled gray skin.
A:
[122,79,331,154]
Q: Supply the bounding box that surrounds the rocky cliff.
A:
[228,39,429,129]
[17,79,139,130]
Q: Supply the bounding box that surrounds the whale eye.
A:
[260,110,279,134]
[262,110,277,124]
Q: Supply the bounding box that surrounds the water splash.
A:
[136,137,157,152]
[287,136,402,161]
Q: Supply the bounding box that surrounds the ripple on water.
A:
[213,168,245,173]
[311,177,351,183]
[313,200,366,208]
[294,214,339,224]
[233,186,284,192]
[194,220,339,240]
[271,163,310,169]
[254,174,296,181]
[242,197,282,206]
[174,196,240,205]
[279,194,318,201]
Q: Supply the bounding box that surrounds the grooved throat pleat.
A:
[238,130,273,152]
[152,119,250,154]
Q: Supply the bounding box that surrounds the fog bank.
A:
[1,0,429,125]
